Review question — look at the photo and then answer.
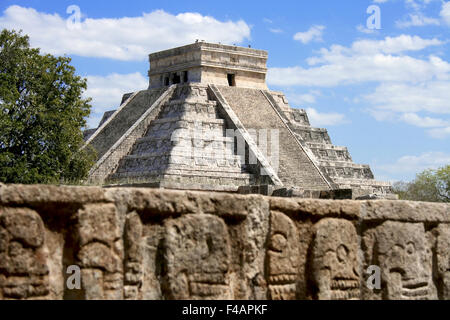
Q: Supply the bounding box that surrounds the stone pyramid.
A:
[83,42,391,198]
[107,84,254,191]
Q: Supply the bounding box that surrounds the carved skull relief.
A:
[312,218,360,300]
[123,212,144,300]
[77,204,123,300]
[163,214,231,300]
[0,208,49,299]
[436,224,450,299]
[267,211,299,300]
[375,221,436,300]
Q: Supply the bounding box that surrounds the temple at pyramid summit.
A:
[83,42,392,198]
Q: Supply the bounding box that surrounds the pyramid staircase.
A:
[268,91,392,196]
[106,84,254,191]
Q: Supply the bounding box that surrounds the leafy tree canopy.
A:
[392,165,450,203]
[0,29,96,184]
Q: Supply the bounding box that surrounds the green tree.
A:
[393,165,450,202]
[435,166,450,202]
[0,29,96,184]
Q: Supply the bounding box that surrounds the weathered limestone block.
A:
[266,211,299,300]
[140,224,165,300]
[364,221,437,300]
[78,242,122,273]
[76,203,123,300]
[436,224,450,299]
[236,195,269,300]
[174,83,209,101]
[269,197,361,299]
[123,212,144,300]
[122,209,166,300]
[0,184,106,206]
[78,203,121,247]
[311,218,360,300]
[362,200,450,223]
[0,184,449,300]
[162,214,231,300]
[0,208,50,299]
[269,198,361,220]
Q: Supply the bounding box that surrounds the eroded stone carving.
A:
[311,218,360,300]
[0,184,449,301]
[0,208,50,299]
[77,204,123,300]
[266,211,299,300]
[374,221,437,300]
[123,212,144,300]
[436,224,450,299]
[163,214,231,299]
[241,199,269,300]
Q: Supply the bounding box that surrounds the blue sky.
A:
[1,0,449,182]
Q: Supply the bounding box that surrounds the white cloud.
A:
[268,34,450,138]
[441,2,450,25]
[375,0,437,8]
[428,126,450,138]
[350,35,443,54]
[365,82,450,115]
[268,35,447,87]
[0,5,251,61]
[285,90,321,106]
[84,72,148,128]
[395,0,450,28]
[269,54,448,88]
[396,13,440,27]
[368,109,397,122]
[388,0,450,28]
[269,28,283,34]
[404,0,436,11]
[356,24,377,34]
[400,113,450,127]
[374,152,450,177]
[293,25,325,44]
[305,108,348,127]
[365,82,450,138]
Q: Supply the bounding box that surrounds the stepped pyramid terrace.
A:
[83,42,392,199]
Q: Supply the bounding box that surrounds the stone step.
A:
[293,131,331,144]
[111,169,252,180]
[321,166,374,180]
[130,143,236,158]
[307,144,352,162]
[332,177,391,186]
[107,171,253,190]
[318,161,371,169]
[143,128,225,140]
[115,156,245,175]
[158,103,219,120]
[167,99,218,107]
[142,120,226,139]
[124,151,243,162]
[150,117,225,126]
[306,142,349,151]
[136,134,234,144]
